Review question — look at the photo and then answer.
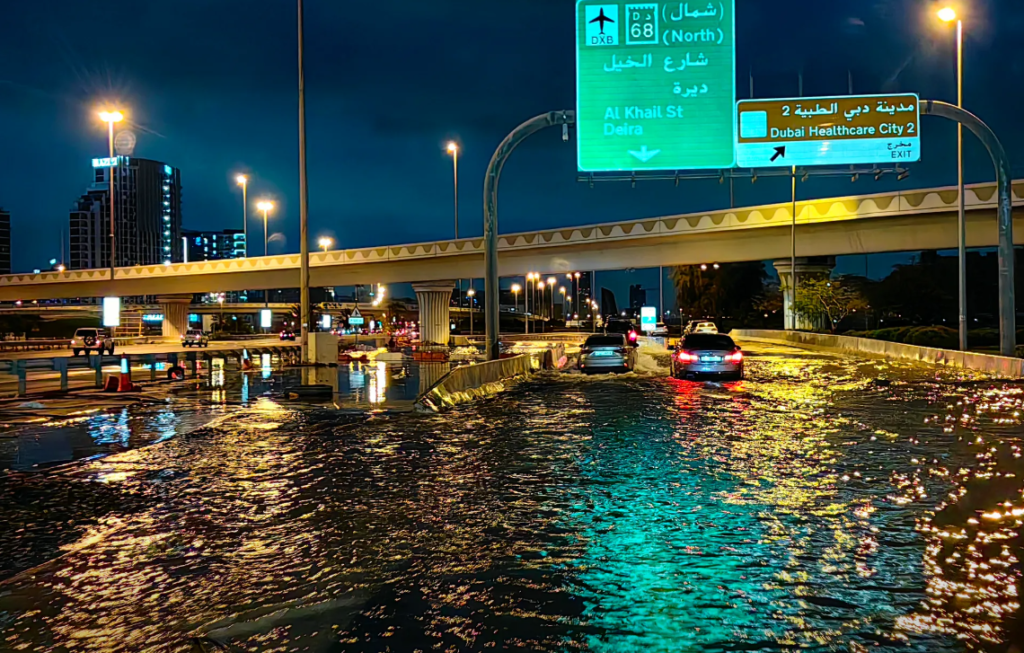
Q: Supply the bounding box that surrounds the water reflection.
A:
[0,347,1020,651]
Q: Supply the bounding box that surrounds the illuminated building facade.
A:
[68,157,182,269]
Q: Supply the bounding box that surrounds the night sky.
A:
[2,0,1024,295]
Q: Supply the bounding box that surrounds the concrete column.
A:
[157,294,192,341]
[413,281,456,346]
[773,258,836,331]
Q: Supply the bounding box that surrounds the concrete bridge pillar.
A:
[157,294,192,341]
[413,281,456,346]
[773,258,836,331]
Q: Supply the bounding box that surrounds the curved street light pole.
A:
[483,110,575,360]
[920,99,1015,356]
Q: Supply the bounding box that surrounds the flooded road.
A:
[0,344,1021,651]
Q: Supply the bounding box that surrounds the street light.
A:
[235,175,248,256]
[560,286,567,322]
[447,142,459,239]
[467,288,476,335]
[318,236,333,252]
[526,273,538,334]
[938,6,967,351]
[98,109,124,273]
[256,201,275,257]
[511,283,522,332]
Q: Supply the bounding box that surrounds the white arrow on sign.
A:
[628,146,661,163]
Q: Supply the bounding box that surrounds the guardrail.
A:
[0,339,70,352]
[0,344,303,397]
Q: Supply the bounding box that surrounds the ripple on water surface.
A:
[0,347,1021,651]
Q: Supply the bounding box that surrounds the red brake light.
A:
[628,331,637,341]
[678,351,695,363]
[729,351,744,363]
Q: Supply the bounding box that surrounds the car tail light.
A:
[677,351,695,363]
[728,351,744,363]
[628,331,637,342]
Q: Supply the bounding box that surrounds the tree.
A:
[753,282,783,316]
[670,262,767,323]
[794,277,868,333]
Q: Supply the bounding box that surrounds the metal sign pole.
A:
[483,111,575,360]
[921,100,1015,356]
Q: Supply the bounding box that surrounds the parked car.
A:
[604,318,639,346]
[671,333,744,381]
[652,322,669,336]
[71,328,115,356]
[280,330,297,341]
[181,328,209,348]
[579,334,637,374]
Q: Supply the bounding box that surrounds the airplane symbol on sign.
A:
[589,8,614,33]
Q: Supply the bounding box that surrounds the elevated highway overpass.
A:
[3,180,1023,303]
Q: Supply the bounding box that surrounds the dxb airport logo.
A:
[585,5,619,45]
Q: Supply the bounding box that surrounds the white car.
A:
[181,329,209,348]
[693,321,719,334]
[71,328,115,356]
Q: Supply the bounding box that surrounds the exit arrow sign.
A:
[628,146,661,163]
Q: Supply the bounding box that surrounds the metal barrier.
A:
[0,339,70,352]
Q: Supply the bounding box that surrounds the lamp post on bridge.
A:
[938,7,968,352]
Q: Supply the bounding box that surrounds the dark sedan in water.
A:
[579,334,637,374]
[671,333,744,380]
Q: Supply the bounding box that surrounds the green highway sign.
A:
[576,0,736,172]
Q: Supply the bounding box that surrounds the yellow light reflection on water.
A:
[368,362,388,404]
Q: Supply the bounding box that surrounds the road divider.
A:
[415,355,538,412]
[732,329,1024,378]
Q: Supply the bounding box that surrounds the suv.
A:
[182,328,209,348]
[605,318,639,345]
[684,320,718,335]
[71,328,115,356]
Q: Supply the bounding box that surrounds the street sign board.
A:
[259,309,272,329]
[349,307,365,326]
[576,0,736,172]
[102,297,120,327]
[735,93,920,168]
[640,306,657,332]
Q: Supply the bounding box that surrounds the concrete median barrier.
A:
[415,354,537,412]
[732,329,1024,378]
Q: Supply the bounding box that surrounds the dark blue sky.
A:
[2,0,1023,277]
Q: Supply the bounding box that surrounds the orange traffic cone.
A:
[117,355,133,392]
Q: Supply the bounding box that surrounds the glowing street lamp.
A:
[256,201,274,257]
[235,175,248,256]
[446,142,460,239]
[547,277,557,321]
[467,288,477,335]
[511,283,522,330]
[318,236,333,252]
[98,109,124,272]
[937,6,967,350]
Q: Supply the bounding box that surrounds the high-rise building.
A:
[0,208,10,275]
[629,284,647,310]
[182,228,245,262]
[69,156,182,269]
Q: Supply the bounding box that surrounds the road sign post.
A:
[736,94,921,168]
[576,0,736,172]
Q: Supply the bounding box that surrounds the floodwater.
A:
[0,344,1021,652]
